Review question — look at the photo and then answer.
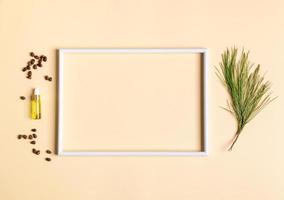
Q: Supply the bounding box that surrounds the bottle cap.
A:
[34,88,40,95]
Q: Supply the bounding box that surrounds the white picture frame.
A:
[57,48,208,156]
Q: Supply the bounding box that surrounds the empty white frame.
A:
[57,48,208,156]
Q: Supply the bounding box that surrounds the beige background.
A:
[62,53,201,151]
[0,0,283,199]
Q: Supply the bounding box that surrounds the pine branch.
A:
[216,47,275,151]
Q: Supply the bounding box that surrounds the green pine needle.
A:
[216,47,275,151]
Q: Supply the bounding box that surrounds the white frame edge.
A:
[57,48,208,156]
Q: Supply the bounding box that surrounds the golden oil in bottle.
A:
[31,88,41,119]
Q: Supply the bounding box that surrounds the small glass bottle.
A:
[31,88,41,119]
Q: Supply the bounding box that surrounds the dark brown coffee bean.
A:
[27,71,32,76]
[44,75,49,80]
[30,52,35,57]
[27,75,32,79]
[37,63,42,67]
[30,59,35,64]
[34,55,39,59]
[17,135,22,139]
[22,135,27,139]
[31,128,37,132]
[32,148,36,153]
[28,135,33,139]
[22,67,27,72]
[27,61,31,65]
[48,77,52,81]
[45,158,51,161]
[42,56,47,62]
[26,65,31,70]
[20,96,26,100]
[46,150,52,154]
[30,140,36,145]
[33,65,37,69]
[32,133,37,138]
[36,150,40,155]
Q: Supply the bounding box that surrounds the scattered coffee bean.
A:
[44,75,49,80]
[20,96,26,100]
[23,52,47,79]
[17,135,22,139]
[30,140,36,145]
[45,158,51,162]
[27,71,32,76]
[31,128,37,132]
[46,150,52,154]
[32,148,37,153]
[36,150,40,155]
[22,135,27,139]
[32,133,37,138]
[28,135,33,140]
[48,77,52,81]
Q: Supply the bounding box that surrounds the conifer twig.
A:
[216,47,275,151]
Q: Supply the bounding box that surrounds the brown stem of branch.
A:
[228,128,242,151]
